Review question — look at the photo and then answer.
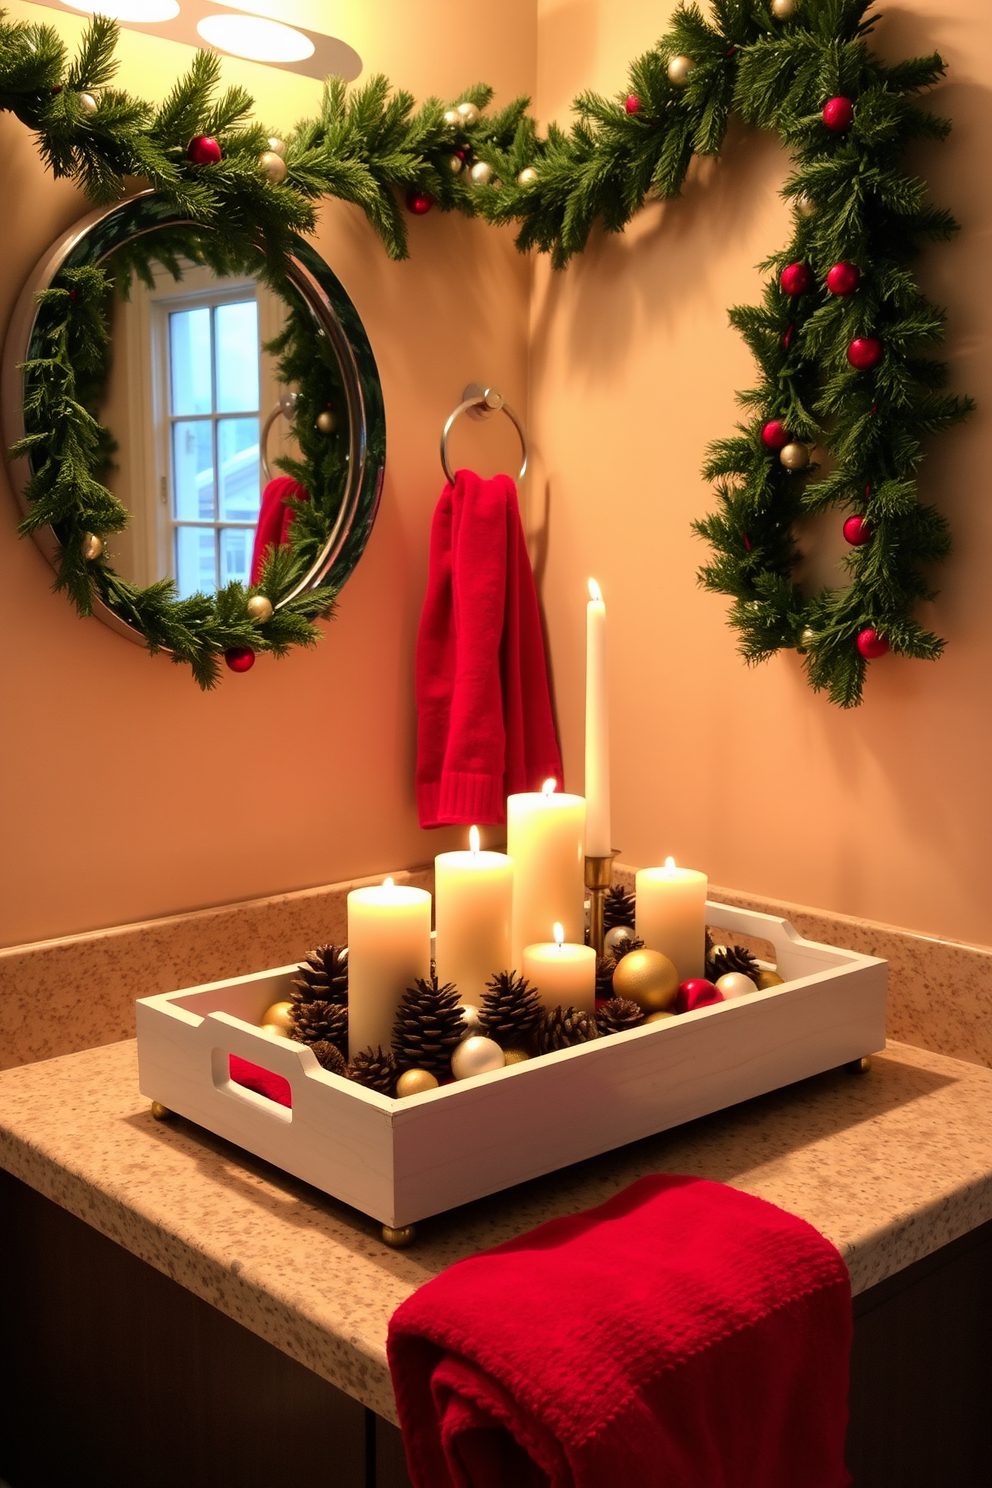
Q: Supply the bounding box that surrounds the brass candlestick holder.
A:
[585,851,618,958]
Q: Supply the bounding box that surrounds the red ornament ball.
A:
[780,262,812,296]
[676,979,724,1014]
[843,515,872,546]
[624,94,641,114]
[826,261,860,296]
[822,96,854,132]
[225,647,255,673]
[856,628,889,659]
[761,419,790,451]
[405,190,434,215]
[187,135,222,166]
[847,336,882,370]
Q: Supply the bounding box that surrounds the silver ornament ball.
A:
[800,626,817,648]
[715,972,757,1001]
[779,441,810,471]
[451,1035,505,1081]
[78,91,98,114]
[795,193,816,218]
[266,136,286,157]
[246,595,273,623]
[447,154,463,174]
[259,150,287,184]
[315,409,338,435]
[470,160,493,186]
[443,108,461,128]
[516,166,539,187]
[82,531,104,561]
[604,925,636,953]
[770,0,798,17]
[666,55,696,86]
[458,1003,483,1037]
[457,101,481,126]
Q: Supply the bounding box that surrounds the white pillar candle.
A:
[346,877,432,1058]
[507,780,586,969]
[435,827,514,1000]
[584,579,611,858]
[522,924,596,1014]
[635,858,708,982]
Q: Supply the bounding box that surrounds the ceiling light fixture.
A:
[32,1,361,82]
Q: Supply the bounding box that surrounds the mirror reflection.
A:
[99,255,298,597]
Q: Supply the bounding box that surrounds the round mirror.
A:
[2,193,385,684]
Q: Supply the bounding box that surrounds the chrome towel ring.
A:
[260,389,299,483]
[440,383,528,484]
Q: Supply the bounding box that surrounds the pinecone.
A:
[609,933,644,962]
[595,955,616,1001]
[291,944,349,1006]
[292,999,347,1052]
[391,975,464,1076]
[310,1039,347,1076]
[537,1005,600,1055]
[596,997,645,1036]
[479,970,542,1047]
[707,943,760,984]
[348,1045,399,1096]
[603,884,636,930]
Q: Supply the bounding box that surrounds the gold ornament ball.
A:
[82,531,104,561]
[457,101,480,126]
[502,1047,531,1065]
[315,408,338,434]
[516,166,539,187]
[666,55,696,86]
[396,1068,439,1098]
[643,1010,676,1025]
[779,441,810,471]
[770,0,798,17]
[795,193,816,218]
[246,594,273,623]
[78,91,98,114]
[150,1101,172,1121]
[259,150,288,184]
[443,108,461,127]
[451,1035,505,1080]
[381,1224,417,1247]
[447,154,463,174]
[715,972,756,1001]
[267,136,286,157]
[470,160,493,186]
[261,1000,295,1034]
[612,948,679,1012]
[756,968,786,991]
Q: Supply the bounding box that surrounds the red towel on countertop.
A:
[416,469,562,827]
[249,475,309,584]
[387,1173,852,1488]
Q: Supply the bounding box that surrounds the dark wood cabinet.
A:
[1,1168,989,1488]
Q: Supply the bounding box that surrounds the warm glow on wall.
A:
[63,0,180,18]
[196,14,315,64]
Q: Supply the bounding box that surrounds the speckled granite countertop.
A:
[2,1039,992,1424]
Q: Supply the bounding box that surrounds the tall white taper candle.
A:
[584,578,611,858]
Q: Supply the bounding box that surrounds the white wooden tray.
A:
[135,902,887,1229]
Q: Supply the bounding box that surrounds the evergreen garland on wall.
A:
[0,0,972,703]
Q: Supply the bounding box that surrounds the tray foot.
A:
[382,1224,417,1248]
[150,1101,174,1121]
[845,1056,872,1075]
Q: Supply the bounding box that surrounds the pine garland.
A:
[0,3,971,702]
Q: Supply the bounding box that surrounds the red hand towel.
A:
[416,469,562,827]
[388,1173,852,1488]
[249,475,309,584]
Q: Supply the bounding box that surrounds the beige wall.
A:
[529,0,992,948]
[3,0,991,951]
[0,0,535,945]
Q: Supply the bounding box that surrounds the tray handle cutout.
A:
[205,1011,321,1125]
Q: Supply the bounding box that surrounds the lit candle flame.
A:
[554,922,565,949]
[664,857,676,873]
[542,778,557,797]
[588,578,602,603]
[469,825,480,855]
[384,876,395,888]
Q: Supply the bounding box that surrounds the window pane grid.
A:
[167,294,261,596]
